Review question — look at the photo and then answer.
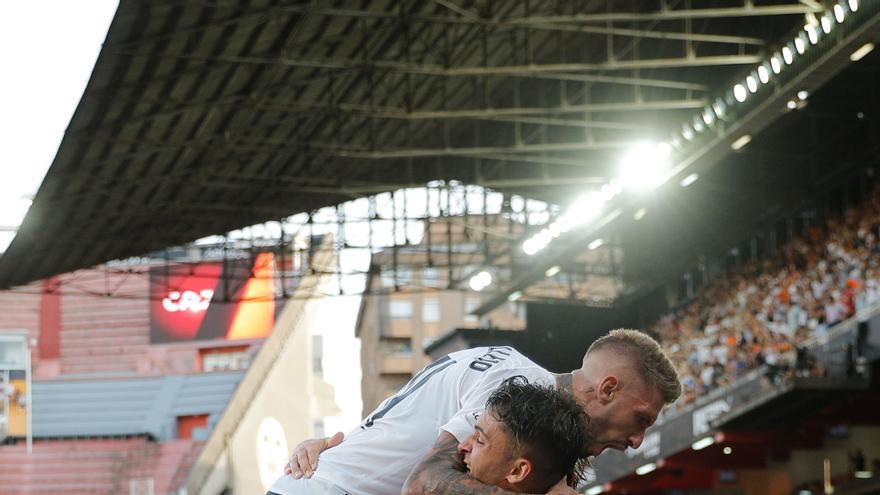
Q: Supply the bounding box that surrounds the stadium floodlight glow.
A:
[798,90,809,100]
[691,436,715,451]
[851,42,875,61]
[770,55,782,74]
[633,208,647,220]
[805,11,820,26]
[795,35,807,54]
[523,238,541,255]
[854,471,873,479]
[731,134,751,150]
[682,124,695,140]
[469,270,493,291]
[680,173,699,188]
[787,99,798,110]
[849,0,859,12]
[600,184,617,201]
[806,24,819,44]
[712,98,727,119]
[586,486,604,495]
[693,120,705,133]
[834,4,845,23]
[734,84,748,102]
[746,75,758,93]
[588,238,604,250]
[545,265,561,277]
[821,13,833,34]
[758,65,770,84]
[617,142,672,190]
[568,193,604,224]
[702,108,715,126]
[507,291,522,302]
[782,46,794,64]
[636,463,657,475]
[723,447,733,455]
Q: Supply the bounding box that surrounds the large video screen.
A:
[150,253,277,343]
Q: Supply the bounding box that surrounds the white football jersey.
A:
[313,346,555,495]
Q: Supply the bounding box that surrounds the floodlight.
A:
[636,463,657,475]
[731,134,751,150]
[523,239,540,255]
[723,447,733,455]
[545,265,561,277]
[851,42,875,61]
[469,271,492,291]
[588,238,604,250]
[770,55,782,74]
[821,13,833,34]
[565,193,604,228]
[691,436,715,451]
[633,208,647,220]
[795,36,806,54]
[746,75,758,93]
[712,98,727,118]
[734,84,748,102]
[682,125,695,140]
[787,100,798,110]
[782,46,794,64]
[702,108,715,126]
[806,24,819,44]
[798,90,809,100]
[507,291,522,302]
[758,65,770,84]
[617,142,671,190]
[849,0,859,12]
[834,4,845,22]
[680,173,699,187]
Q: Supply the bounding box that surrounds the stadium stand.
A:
[653,186,880,408]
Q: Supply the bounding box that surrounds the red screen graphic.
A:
[149,254,276,343]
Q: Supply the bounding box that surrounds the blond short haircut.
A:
[587,329,681,404]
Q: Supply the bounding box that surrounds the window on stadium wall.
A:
[149,252,278,343]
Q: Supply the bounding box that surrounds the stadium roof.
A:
[2,1,879,294]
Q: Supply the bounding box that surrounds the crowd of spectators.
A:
[649,186,880,408]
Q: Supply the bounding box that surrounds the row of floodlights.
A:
[518,0,874,261]
[499,0,872,281]
[675,0,861,149]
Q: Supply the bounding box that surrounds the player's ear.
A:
[599,375,619,404]
[505,457,532,485]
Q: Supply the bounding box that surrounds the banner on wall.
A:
[149,252,277,343]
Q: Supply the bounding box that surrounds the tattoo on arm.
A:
[403,433,536,495]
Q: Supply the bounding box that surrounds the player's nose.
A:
[628,432,645,450]
[458,434,474,454]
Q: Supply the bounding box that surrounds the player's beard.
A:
[584,414,627,455]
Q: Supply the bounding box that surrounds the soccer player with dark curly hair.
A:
[457,377,590,493]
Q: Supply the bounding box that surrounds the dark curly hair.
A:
[485,376,591,490]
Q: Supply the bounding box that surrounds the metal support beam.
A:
[262,99,706,119]
[323,141,639,159]
[115,49,763,75]
[501,5,822,24]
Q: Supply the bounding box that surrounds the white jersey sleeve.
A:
[440,347,556,442]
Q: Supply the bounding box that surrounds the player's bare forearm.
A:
[402,432,526,495]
